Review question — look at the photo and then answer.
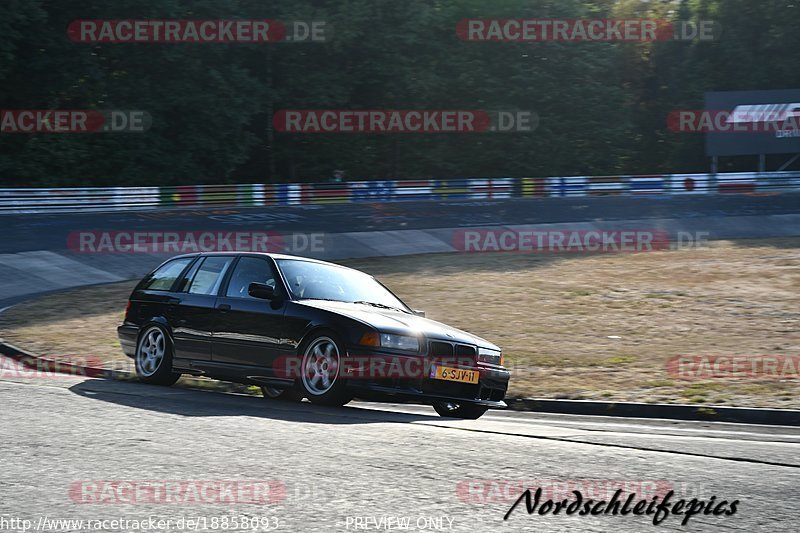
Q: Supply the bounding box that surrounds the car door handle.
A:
[217,304,231,312]
[166,297,180,305]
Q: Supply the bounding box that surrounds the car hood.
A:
[295,299,500,351]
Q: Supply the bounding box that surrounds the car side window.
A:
[225,257,276,299]
[141,258,193,291]
[175,258,203,293]
[187,256,234,295]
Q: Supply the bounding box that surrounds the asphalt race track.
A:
[1,359,798,532]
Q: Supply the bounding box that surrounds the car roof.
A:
[171,251,361,272]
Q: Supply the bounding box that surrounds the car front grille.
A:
[429,341,454,358]
[428,340,476,366]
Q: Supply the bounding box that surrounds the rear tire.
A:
[298,333,353,407]
[260,386,304,402]
[432,401,489,419]
[135,325,180,386]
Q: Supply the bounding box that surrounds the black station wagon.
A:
[118,252,510,419]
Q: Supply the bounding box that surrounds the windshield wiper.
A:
[353,300,409,314]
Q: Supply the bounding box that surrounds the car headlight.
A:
[478,348,503,366]
[380,333,419,352]
[359,331,420,352]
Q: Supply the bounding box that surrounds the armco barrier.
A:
[1,172,799,214]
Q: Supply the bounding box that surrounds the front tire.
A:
[135,325,180,386]
[299,333,352,407]
[432,401,489,419]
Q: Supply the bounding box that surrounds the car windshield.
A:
[276,259,409,312]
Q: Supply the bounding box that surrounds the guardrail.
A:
[1,171,799,214]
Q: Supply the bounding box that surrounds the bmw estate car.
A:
[117,252,510,419]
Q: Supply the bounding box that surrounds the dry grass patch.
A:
[1,282,137,369]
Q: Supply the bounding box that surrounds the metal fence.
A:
[1,172,799,214]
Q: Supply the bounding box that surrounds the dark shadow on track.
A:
[68,378,437,425]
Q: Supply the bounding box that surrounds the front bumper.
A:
[343,348,510,408]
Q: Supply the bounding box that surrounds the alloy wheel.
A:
[137,327,165,377]
[301,336,340,396]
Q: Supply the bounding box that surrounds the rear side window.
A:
[141,258,194,291]
[175,258,203,293]
[187,256,234,295]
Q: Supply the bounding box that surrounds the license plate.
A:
[430,365,479,384]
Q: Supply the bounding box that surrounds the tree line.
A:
[1,0,799,187]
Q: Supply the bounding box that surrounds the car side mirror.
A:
[412,309,426,317]
[248,282,276,300]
